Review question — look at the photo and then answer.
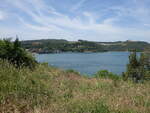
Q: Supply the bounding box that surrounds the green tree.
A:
[139,52,150,79]
[126,51,141,82]
[0,38,37,68]
[126,51,150,82]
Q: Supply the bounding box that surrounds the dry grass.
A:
[0,60,150,113]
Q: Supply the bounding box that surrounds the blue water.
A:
[36,52,131,76]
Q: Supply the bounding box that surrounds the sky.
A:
[0,0,150,42]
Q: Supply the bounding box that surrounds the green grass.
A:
[0,60,150,113]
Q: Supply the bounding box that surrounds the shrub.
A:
[0,38,37,69]
[95,70,120,80]
[66,69,80,75]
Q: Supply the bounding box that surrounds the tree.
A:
[125,51,150,82]
[139,52,150,79]
[126,51,139,82]
[0,38,37,69]
[14,37,21,49]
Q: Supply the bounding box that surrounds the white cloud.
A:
[19,18,51,31]
[0,0,150,42]
[71,0,87,11]
[144,24,150,27]
[0,11,5,20]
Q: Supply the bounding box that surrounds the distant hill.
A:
[21,39,150,53]
[98,40,150,51]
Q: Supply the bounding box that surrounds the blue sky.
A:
[0,0,150,42]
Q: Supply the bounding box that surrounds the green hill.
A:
[21,39,150,53]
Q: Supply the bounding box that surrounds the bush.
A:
[0,38,37,69]
[66,69,80,75]
[95,70,120,80]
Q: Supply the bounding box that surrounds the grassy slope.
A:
[0,60,150,113]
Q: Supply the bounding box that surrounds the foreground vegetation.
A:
[0,38,150,113]
[0,60,150,113]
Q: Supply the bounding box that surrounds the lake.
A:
[36,52,131,76]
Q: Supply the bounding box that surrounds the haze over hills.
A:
[21,39,150,53]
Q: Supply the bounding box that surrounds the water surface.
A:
[36,52,131,76]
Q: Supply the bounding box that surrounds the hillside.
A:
[0,60,150,113]
[21,39,150,53]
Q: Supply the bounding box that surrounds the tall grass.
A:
[0,60,150,113]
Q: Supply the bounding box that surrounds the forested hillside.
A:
[21,39,150,53]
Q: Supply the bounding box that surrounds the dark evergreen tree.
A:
[127,51,139,82]
[125,51,150,82]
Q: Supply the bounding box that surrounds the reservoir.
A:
[36,52,131,76]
